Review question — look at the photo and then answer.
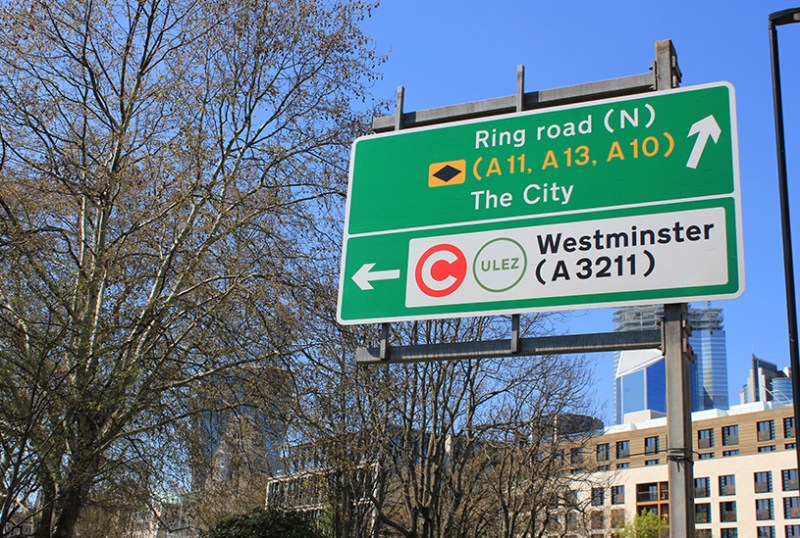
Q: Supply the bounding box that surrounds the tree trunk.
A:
[52,455,99,538]
[34,473,55,538]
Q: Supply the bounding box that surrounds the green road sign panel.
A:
[338,82,743,325]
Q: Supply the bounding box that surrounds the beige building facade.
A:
[579,402,799,538]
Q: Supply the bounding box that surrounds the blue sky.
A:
[360,1,800,422]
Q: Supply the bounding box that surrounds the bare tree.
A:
[287,306,600,538]
[0,0,380,535]
[366,318,599,538]
[186,364,294,530]
[474,358,602,538]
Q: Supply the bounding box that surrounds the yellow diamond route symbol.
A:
[428,160,466,187]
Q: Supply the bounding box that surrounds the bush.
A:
[201,507,325,538]
[614,510,668,538]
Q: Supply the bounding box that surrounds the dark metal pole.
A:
[769,7,800,471]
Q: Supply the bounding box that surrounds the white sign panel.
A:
[406,207,729,308]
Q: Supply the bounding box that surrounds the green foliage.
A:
[614,510,668,538]
[201,507,326,538]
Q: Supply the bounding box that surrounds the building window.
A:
[546,516,561,534]
[697,427,714,449]
[755,471,773,493]
[610,509,625,528]
[720,528,738,538]
[597,465,610,471]
[789,443,797,450]
[616,440,630,459]
[787,416,796,439]
[596,443,609,462]
[698,452,714,459]
[566,511,579,531]
[757,527,775,538]
[760,445,777,452]
[786,497,800,519]
[565,489,578,507]
[591,487,604,507]
[645,435,659,455]
[758,420,776,441]
[616,462,630,469]
[637,483,658,503]
[722,424,739,445]
[637,482,667,503]
[645,459,659,466]
[723,449,740,457]
[590,511,604,530]
[695,477,710,498]
[757,498,775,520]
[787,525,800,537]
[719,501,737,522]
[611,485,625,505]
[696,531,711,538]
[719,474,736,496]
[570,447,584,465]
[695,503,711,524]
[784,469,799,491]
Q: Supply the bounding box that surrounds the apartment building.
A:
[576,402,798,538]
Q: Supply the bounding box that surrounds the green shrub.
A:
[201,507,325,538]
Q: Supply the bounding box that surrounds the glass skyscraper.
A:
[612,304,729,424]
[740,354,794,405]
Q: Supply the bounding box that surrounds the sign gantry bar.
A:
[371,73,656,132]
[356,328,662,364]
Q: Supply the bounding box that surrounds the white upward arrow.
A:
[352,263,401,291]
[686,115,721,169]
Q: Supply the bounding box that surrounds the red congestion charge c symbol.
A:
[414,244,467,298]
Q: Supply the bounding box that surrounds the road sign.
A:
[338,82,743,325]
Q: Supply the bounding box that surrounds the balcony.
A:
[721,484,736,496]
[720,510,737,523]
[756,508,773,520]
[694,487,709,498]
[697,438,712,449]
[759,430,775,442]
[755,482,771,493]
[638,492,659,503]
[723,435,739,445]
[590,512,604,530]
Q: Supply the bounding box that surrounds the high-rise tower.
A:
[612,304,729,424]
[740,354,793,405]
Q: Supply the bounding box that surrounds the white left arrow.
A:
[686,115,721,169]
[352,263,401,291]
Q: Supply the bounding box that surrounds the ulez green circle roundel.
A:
[472,237,528,293]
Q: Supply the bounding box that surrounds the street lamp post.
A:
[769,7,800,471]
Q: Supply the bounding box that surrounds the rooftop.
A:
[600,399,792,435]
